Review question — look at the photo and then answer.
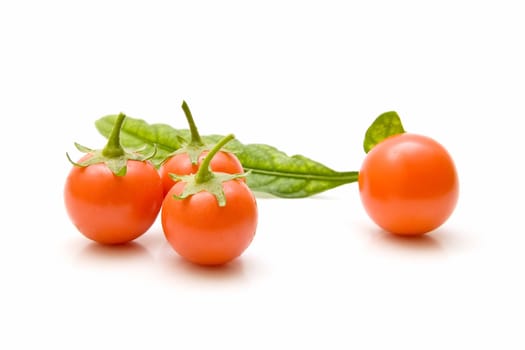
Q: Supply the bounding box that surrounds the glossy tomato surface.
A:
[359,133,459,235]
[159,151,244,196]
[161,179,258,266]
[64,159,164,244]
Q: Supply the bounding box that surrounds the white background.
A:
[1,1,524,349]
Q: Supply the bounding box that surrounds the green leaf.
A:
[363,111,405,153]
[234,144,358,198]
[95,115,359,198]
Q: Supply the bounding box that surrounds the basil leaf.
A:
[363,111,405,153]
[95,115,358,198]
[235,144,358,198]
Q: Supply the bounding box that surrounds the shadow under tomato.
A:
[373,224,470,254]
[159,250,253,285]
[75,240,153,265]
[359,222,445,255]
[375,232,443,252]
[172,255,246,278]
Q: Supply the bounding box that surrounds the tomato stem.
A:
[102,113,126,158]
[181,100,204,146]
[195,134,235,184]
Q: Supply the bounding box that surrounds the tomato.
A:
[159,150,244,196]
[161,134,257,266]
[64,113,163,244]
[64,157,164,244]
[358,133,459,235]
[161,179,257,265]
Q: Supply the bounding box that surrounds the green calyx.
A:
[66,113,156,176]
[164,100,213,165]
[169,134,246,207]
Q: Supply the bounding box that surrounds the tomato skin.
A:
[64,158,164,244]
[161,180,258,266]
[159,151,244,196]
[358,133,459,235]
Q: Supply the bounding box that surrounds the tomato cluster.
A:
[64,105,258,266]
[64,104,460,268]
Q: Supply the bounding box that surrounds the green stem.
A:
[244,168,359,182]
[181,100,204,146]
[195,134,235,184]
[102,113,126,158]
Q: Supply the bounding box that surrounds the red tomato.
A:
[161,179,258,266]
[159,150,244,196]
[64,157,164,244]
[358,133,459,235]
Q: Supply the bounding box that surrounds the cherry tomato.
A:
[159,150,243,196]
[161,179,258,265]
[358,133,459,235]
[65,157,164,244]
[161,134,257,265]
